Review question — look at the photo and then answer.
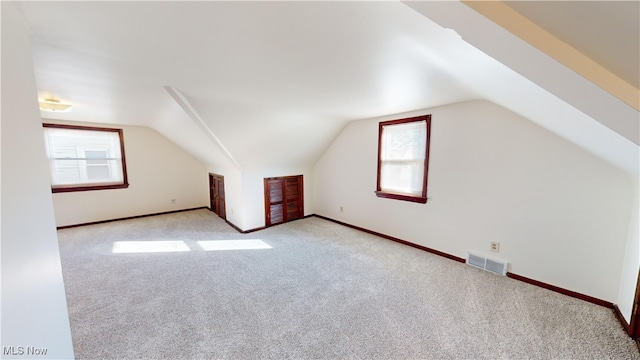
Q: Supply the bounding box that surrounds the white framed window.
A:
[376,115,431,203]
[43,124,129,193]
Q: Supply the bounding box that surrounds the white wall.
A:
[150,97,245,230]
[47,120,209,227]
[617,179,639,323]
[241,166,314,231]
[313,100,634,303]
[206,163,244,229]
[1,3,75,358]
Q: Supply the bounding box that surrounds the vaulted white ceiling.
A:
[15,1,639,175]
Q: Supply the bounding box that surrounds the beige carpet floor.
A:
[56,209,639,359]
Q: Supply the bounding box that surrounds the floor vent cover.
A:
[466,251,508,276]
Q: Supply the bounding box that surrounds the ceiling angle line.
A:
[460,0,639,112]
[164,86,243,172]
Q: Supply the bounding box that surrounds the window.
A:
[43,124,129,193]
[375,115,431,203]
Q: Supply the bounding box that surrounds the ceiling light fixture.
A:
[39,98,72,112]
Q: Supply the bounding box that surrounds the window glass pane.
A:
[50,159,82,184]
[43,126,125,189]
[85,150,112,180]
[380,161,424,195]
[85,150,109,160]
[381,120,426,162]
[379,119,427,196]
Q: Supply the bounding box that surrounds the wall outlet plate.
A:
[490,241,500,252]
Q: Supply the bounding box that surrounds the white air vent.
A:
[466,251,508,276]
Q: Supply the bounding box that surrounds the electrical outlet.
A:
[171,199,176,205]
[490,241,500,252]
[340,206,343,213]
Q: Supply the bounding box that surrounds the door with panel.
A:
[264,175,303,227]
[209,173,226,220]
[265,178,285,226]
[285,176,303,221]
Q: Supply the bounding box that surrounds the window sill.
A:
[375,191,427,204]
[52,183,129,193]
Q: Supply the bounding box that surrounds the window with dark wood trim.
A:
[375,115,431,203]
[43,123,129,193]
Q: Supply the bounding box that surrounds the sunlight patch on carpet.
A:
[112,240,190,254]
[197,239,272,251]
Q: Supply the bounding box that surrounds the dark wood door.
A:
[265,178,284,226]
[209,173,225,220]
[630,270,640,338]
[285,176,302,221]
[264,175,303,227]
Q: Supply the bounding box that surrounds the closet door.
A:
[215,176,226,219]
[265,178,285,226]
[264,175,303,227]
[285,176,303,221]
[209,173,226,220]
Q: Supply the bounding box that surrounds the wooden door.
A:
[630,270,640,338]
[265,178,285,226]
[264,175,303,227]
[285,176,303,221]
[209,173,226,220]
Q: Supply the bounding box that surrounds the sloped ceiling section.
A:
[461,1,639,122]
[164,86,242,172]
[404,0,639,176]
[505,0,639,90]
[20,1,479,172]
[18,1,638,176]
[152,87,238,173]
